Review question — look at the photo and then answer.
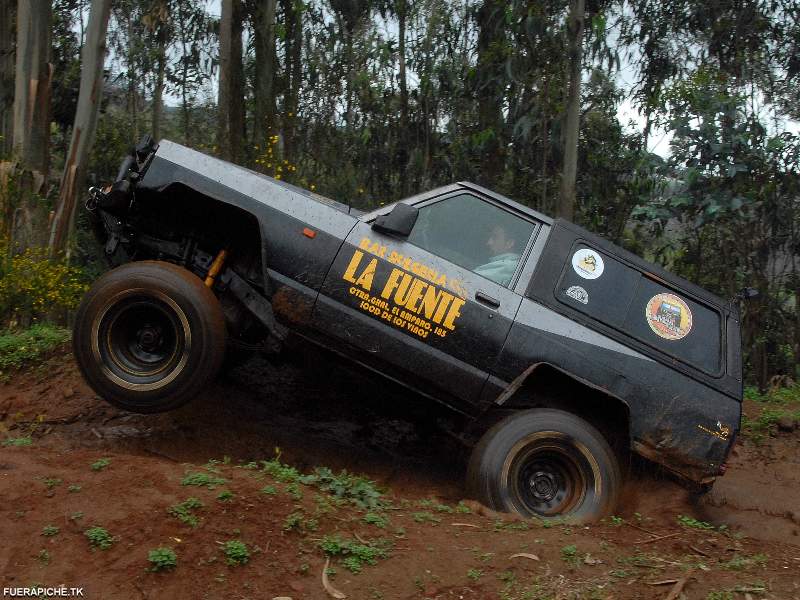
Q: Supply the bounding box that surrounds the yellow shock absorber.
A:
[205,249,228,287]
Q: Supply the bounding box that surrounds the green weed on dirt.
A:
[0,325,69,379]
[167,498,204,527]
[84,526,114,550]
[319,534,390,573]
[148,547,178,571]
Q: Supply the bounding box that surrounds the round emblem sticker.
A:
[646,293,693,340]
[571,248,604,279]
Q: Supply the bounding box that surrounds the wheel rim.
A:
[92,290,192,391]
[506,435,594,517]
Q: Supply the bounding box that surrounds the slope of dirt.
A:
[1,349,799,599]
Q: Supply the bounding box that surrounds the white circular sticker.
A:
[571,248,604,280]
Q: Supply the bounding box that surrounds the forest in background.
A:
[0,0,799,389]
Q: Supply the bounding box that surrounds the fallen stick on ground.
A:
[322,557,346,599]
[626,521,660,536]
[664,569,694,600]
[635,532,680,545]
[688,544,710,557]
[645,579,679,586]
[451,522,480,528]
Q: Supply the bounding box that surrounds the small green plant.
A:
[319,534,389,573]
[467,568,483,580]
[84,526,114,550]
[2,436,32,447]
[42,477,62,490]
[285,482,303,500]
[90,458,110,472]
[706,591,734,600]
[37,549,50,565]
[261,485,277,495]
[181,472,226,489]
[283,510,318,532]
[168,498,204,527]
[677,515,716,530]
[561,545,580,567]
[221,540,249,566]
[722,553,768,571]
[455,501,471,514]
[41,525,59,537]
[148,547,178,572]
[216,490,234,502]
[305,466,386,510]
[69,512,84,521]
[609,515,623,526]
[411,511,441,524]
[363,512,389,528]
[67,484,81,493]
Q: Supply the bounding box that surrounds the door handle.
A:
[475,291,500,308]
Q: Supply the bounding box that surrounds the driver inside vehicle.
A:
[473,224,521,287]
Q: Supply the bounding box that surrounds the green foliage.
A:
[84,526,114,550]
[303,467,385,510]
[68,484,81,493]
[42,477,62,489]
[362,512,389,528]
[561,545,580,566]
[41,525,59,537]
[722,553,768,571]
[677,515,716,530]
[221,540,250,566]
[0,243,89,327]
[168,498,204,527]
[181,472,226,489]
[260,485,277,495]
[0,325,70,378]
[148,547,178,572]
[2,436,32,447]
[411,511,441,525]
[216,489,234,502]
[90,458,111,472]
[318,534,389,573]
[467,568,483,580]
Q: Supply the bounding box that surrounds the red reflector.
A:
[302,227,316,238]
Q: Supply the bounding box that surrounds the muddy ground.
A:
[1,346,799,599]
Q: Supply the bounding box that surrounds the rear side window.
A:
[557,243,722,375]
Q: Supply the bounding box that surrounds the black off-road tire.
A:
[467,408,622,522]
[73,261,226,413]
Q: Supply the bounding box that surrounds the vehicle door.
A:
[312,191,540,410]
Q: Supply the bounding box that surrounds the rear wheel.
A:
[73,261,226,413]
[467,408,622,522]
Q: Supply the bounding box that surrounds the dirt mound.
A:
[1,350,799,599]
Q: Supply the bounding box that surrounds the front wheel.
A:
[467,408,622,522]
[73,261,226,413]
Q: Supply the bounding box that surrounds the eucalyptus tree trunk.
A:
[152,22,167,142]
[253,0,277,153]
[0,0,14,158]
[10,0,52,251]
[217,0,245,162]
[283,0,302,163]
[557,0,585,221]
[49,0,111,253]
[396,0,408,195]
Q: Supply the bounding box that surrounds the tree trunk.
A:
[557,0,585,221]
[475,0,506,187]
[396,0,408,195]
[253,0,277,154]
[283,0,302,163]
[49,0,111,253]
[0,0,14,158]
[152,22,167,142]
[217,0,245,162]
[10,0,52,251]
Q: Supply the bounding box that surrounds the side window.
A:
[407,193,536,287]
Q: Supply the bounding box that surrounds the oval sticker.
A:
[646,293,693,340]
[572,248,604,279]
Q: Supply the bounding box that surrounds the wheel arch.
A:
[493,362,632,455]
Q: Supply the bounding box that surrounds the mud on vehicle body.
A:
[76,136,743,521]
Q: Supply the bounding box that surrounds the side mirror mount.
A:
[371,203,418,238]
[736,287,759,301]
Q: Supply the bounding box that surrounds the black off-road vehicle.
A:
[75,137,742,521]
